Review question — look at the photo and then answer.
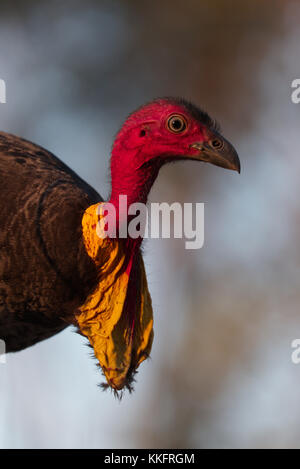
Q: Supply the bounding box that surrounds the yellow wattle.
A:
[76,203,153,390]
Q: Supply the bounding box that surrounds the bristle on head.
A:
[125,96,221,133]
[165,97,221,133]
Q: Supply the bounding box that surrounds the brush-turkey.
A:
[0,98,240,392]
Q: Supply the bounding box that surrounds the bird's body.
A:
[0,98,240,392]
[0,132,101,351]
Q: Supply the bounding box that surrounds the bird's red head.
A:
[109,97,240,207]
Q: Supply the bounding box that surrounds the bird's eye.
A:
[167,115,187,134]
[210,138,223,149]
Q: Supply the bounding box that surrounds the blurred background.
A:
[0,0,299,449]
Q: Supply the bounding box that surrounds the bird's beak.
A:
[190,136,240,173]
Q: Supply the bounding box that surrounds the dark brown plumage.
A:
[0,132,102,351]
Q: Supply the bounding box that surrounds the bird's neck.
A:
[109,146,161,227]
[109,169,158,208]
[83,147,160,250]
